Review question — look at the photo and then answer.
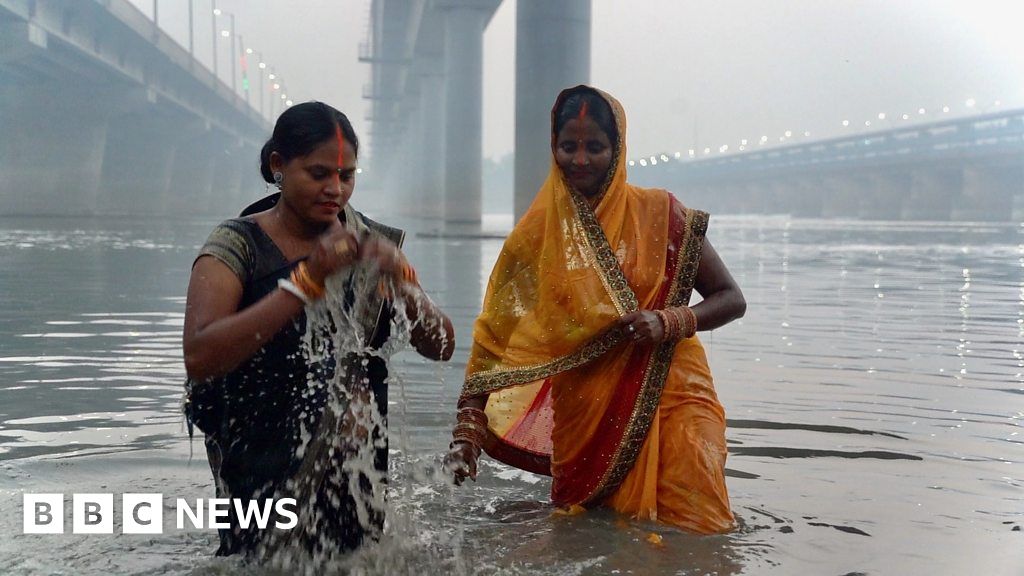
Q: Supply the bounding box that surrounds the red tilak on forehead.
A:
[577,101,589,124]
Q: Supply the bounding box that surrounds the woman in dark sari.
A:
[183,101,454,559]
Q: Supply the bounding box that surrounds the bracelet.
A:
[457,406,487,422]
[682,306,697,338]
[452,423,487,448]
[666,306,697,339]
[290,261,325,300]
[401,261,419,286]
[277,278,311,305]
[453,406,489,450]
[672,308,685,339]
[667,307,683,341]
[653,310,673,341]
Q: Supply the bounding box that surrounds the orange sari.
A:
[461,86,734,534]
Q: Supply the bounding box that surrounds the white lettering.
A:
[233,499,273,529]
[176,498,203,529]
[274,498,298,529]
[208,498,231,529]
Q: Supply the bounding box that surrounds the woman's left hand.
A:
[617,310,665,344]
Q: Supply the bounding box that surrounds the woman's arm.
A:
[359,236,455,362]
[401,285,455,361]
[691,239,746,330]
[183,256,305,381]
[617,238,745,343]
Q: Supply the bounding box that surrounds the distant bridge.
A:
[631,108,1024,221]
[0,0,269,216]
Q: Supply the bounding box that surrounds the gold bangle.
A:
[654,310,672,341]
[292,262,325,300]
[684,306,697,338]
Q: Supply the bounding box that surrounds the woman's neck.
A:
[271,202,326,241]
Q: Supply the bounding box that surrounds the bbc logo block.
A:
[72,493,114,534]
[23,494,64,534]
[24,493,163,534]
[23,493,297,534]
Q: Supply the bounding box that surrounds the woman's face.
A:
[554,116,614,198]
[274,137,357,226]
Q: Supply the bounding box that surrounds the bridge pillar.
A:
[726,181,761,214]
[903,166,960,220]
[439,1,497,224]
[953,163,1021,221]
[164,123,217,215]
[208,137,247,216]
[0,84,116,215]
[396,90,425,218]
[418,61,447,220]
[859,170,909,220]
[514,0,592,220]
[789,176,824,218]
[758,179,790,215]
[820,173,867,218]
[239,144,267,207]
[98,103,184,215]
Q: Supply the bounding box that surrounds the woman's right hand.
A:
[445,440,480,485]
[306,226,359,285]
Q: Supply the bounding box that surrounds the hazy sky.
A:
[137,0,1024,162]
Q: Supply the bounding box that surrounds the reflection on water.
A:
[0,215,1021,575]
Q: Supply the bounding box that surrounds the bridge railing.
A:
[636,108,1024,179]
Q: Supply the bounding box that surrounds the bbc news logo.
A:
[23,493,298,534]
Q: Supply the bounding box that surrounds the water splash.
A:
[257,262,456,572]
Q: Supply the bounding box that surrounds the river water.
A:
[0,212,1020,575]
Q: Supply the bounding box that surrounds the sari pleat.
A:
[605,337,734,533]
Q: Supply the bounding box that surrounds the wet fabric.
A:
[460,86,734,533]
[191,201,400,555]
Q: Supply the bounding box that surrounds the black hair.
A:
[259,101,359,183]
[553,87,618,147]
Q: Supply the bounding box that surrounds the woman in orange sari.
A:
[445,86,745,534]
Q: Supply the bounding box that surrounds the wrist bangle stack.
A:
[679,306,697,338]
[401,261,419,286]
[451,406,488,452]
[657,306,698,341]
[290,261,325,301]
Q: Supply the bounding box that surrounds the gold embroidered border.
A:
[583,205,709,505]
[566,185,639,316]
[461,328,626,398]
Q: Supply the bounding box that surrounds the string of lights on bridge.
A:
[151,0,295,122]
[627,97,1006,169]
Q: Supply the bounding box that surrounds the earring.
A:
[273,171,284,190]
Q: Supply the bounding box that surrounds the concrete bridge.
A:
[629,108,1024,221]
[360,0,592,223]
[0,0,269,216]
